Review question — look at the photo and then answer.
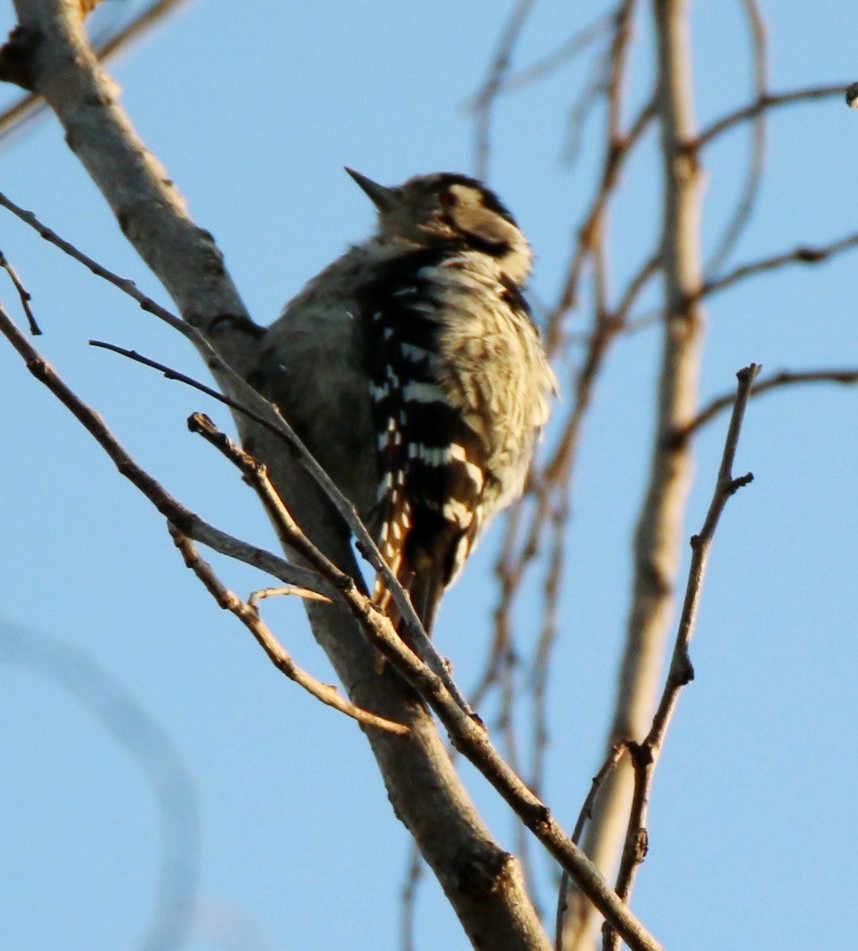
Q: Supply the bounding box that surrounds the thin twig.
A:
[0,190,192,338]
[0,249,40,334]
[0,300,415,738]
[169,525,409,736]
[555,742,629,950]
[89,340,476,719]
[695,83,846,147]
[559,38,612,166]
[181,419,666,951]
[603,363,760,951]
[248,585,331,607]
[704,0,768,275]
[701,232,858,299]
[469,0,538,178]
[624,229,858,335]
[679,367,858,440]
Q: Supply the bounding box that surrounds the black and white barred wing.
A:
[358,250,489,631]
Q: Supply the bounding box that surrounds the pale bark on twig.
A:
[1,4,553,945]
[0,4,663,948]
[561,1,706,946]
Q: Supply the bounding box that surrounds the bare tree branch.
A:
[469,0,537,179]
[561,1,707,945]
[603,364,759,950]
[680,367,858,439]
[0,621,200,951]
[701,232,858,298]
[704,0,767,275]
[695,83,846,147]
[0,246,40,333]
[169,521,410,736]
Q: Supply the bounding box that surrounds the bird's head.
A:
[345,168,533,286]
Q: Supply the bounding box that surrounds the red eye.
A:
[440,191,458,208]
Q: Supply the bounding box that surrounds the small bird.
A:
[254,169,555,635]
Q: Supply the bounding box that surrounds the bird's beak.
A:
[345,168,398,213]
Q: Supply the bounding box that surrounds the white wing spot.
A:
[402,380,445,404]
[442,498,473,528]
[449,443,485,490]
[398,342,431,362]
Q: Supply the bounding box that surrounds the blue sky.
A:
[1,3,856,950]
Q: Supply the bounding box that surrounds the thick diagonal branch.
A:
[0,3,553,947]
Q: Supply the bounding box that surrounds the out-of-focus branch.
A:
[622,230,858,335]
[493,14,614,95]
[0,621,200,951]
[603,364,759,950]
[554,742,628,950]
[704,0,767,275]
[183,424,667,951]
[550,91,656,340]
[695,83,845,147]
[561,1,706,946]
[482,0,644,821]
[701,232,858,298]
[469,0,537,179]
[679,367,858,439]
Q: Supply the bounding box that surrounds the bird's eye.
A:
[440,191,458,208]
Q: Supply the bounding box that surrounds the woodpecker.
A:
[254,169,555,635]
